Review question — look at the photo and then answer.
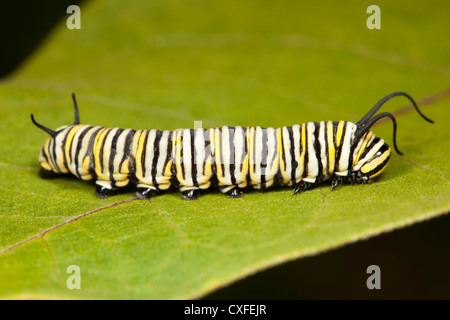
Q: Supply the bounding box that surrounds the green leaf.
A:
[0,0,449,299]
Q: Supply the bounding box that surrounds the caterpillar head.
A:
[31,93,80,178]
[332,91,433,190]
[351,138,391,184]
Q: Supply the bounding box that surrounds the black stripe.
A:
[229,127,236,186]
[202,129,209,177]
[288,126,296,184]
[41,145,50,169]
[260,127,267,189]
[219,127,225,179]
[314,122,323,183]
[151,130,162,189]
[108,128,124,188]
[303,124,309,179]
[51,137,58,171]
[335,122,347,172]
[365,152,390,177]
[73,126,93,178]
[86,127,103,178]
[324,122,330,176]
[191,129,198,188]
[140,130,150,180]
[68,126,79,166]
[60,128,70,171]
[164,131,174,179]
[100,128,114,175]
[179,132,185,181]
[119,129,136,176]
[360,136,380,160]
[240,127,247,174]
[241,127,248,183]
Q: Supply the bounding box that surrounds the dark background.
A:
[206,213,450,299]
[0,0,84,78]
[2,1,449,300]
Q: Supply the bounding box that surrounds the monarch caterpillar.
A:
[31,92,433,200]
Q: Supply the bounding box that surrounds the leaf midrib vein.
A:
[0,198,137,256]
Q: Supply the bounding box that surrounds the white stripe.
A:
[103,128,119,175]
[303,122,318,183]
[281,127,292,185]
[292,124,302,182]
[69,125,89,177]
[144,130,157,179]
[182,129,193,187]
[266,127,278,187]
[155,130,171,186]
[113,128,132,173]
[318,121,328,178]
[353,137,385,171]
[222,126,231,184]
[77,126,102,180]
[251,127,263,187]
[195,128,210,187]
[234,126,245,184]
[337,123,357,174]
[55,127,71,173]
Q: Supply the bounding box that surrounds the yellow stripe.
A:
[64,125,82,168]
[247,127,255,181]
[369,161,390,179]
[93,128,109,180]
[270,128,281,176]
[204,129,214,181]
[79,128,97,180]
[239,151,249,188]
[119,159,129,175]
[175,131,184,184]
[39,141,52,171]
[215,128,223,180]
[40,138,54,171]
[335,120,345,147]
[132,130,142,179]
[300,124,306,179]
[162,159,173,190]
[353,131,373,166]
[278,128,287,183]
[361,149,390,174]
[136,130,147,182]
[81,157,92,180]
[102,130,115,179]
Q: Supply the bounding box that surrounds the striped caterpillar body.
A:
[31,92,433,200]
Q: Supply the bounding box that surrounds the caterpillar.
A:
[31,92,433,200]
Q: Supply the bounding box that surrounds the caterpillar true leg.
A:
[135,188,160,200]
[331,175,344,191]
[225,187,243,198]
[182,189,200,201]
[95,185,116,199]
[292,181,313,195]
